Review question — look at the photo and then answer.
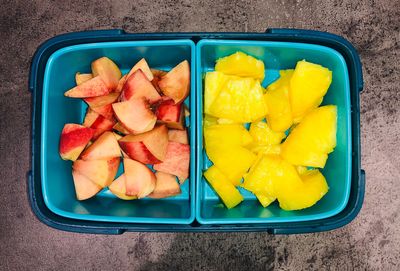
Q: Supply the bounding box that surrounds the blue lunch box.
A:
[28,29,364,234]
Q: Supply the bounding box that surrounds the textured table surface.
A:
[1,0,399,270]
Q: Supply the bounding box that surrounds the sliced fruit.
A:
[80,131,121,160]
[113,132,123,140]
[108,174,136,200]
[118,125,168,164]
[120,69,161,103]
[249,144,281,155]
[155,99,185,130]
[203,115,218,127]
[168,129,188,144]
[158,60,190,104]
[255,193,276,208]
[73,157,120,188]
[148,172,181,199]
[127,58,154,81]
[289,60,332,122]
[83,92,120,108]
[281,105,337,168]
[59,123,94,161]
[75,73,93,85]
[151,68,167,92]
[242,154,302,200]
[215,51,265,81]
[204,71,229,115]
[153,142,190,182]
[248,121,285,146]
[89,114,116,140]
[204,166,244,209]
[209,77,267,123]
[206,145,256,186]
[64,76,111,98]
[204,124,253,149]
[264,69,294,132]
[112,98,157,134]
[72,170,102,200]
[91,103,114,120]
[278,169,329,211]
[91,57,122,90]
[115,74,128,93]
[124,158,156,198]
[113,122,130,135]
[83,108,99,127]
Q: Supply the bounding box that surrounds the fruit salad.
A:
[59,57,190,201]
[203,52,336,211]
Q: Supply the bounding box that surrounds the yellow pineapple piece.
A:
[243,154,303,200]
[204,124,253,148]
[217,118,237,124]
[255,193,276,208]
[289,60,332,122]
[249,121,286,146]
[204,166,244,209]
[204,71,230,115]
[249,144,281,155]
[296,166,308,175]
[277,169,329,211]
[207,145,256,186]
[264,70,294,132]
[204,115,218,127]
[281,105,337,168]
[215,51,265,81]
[209,77,268,123]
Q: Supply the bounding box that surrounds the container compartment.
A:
[196,39,352,224]
[41,40,196,224]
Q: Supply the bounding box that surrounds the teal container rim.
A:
[41,39,197,224]
[195,39,352,224]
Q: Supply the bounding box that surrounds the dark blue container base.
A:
[29,29,364,234]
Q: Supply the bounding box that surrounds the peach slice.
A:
[155,99,185,129]
[59,123,94,161]
[115,74,128,93]
[168,129,188,145]
[89,113,116,140]
[83,92,120,108]
[112,98,156,134]
[120,69,161,103]
[80,131,121,160]
[73,157,120,188]
[108,174,136,200]
[72,170,102,200]
[113,122,131,135]
[83,108,99,127]
[148,172,181,199]
[118,125,168,164]
[124,158,156,198]
[127,58,153,81]
[158,60,190,104]
[153,142,190,183]
[151,68,167,93]
[91,57,122,90]
[91,103,114,120]
[64,76,111,98]
[75,73,93,85]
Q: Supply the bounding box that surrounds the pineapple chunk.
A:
[255,193,276,208]
[203,115,218,127]
[277,169,329,211]
[204,124,253,148]
[250,144,281,155]
[204,166,244,209]
[281,105,337,168]
[209,77,268,123]
[264,70,294,132]
[207,146,256,186]
[249,121,286,146]
[289,60,332,122]
[243,154,302,199]
[215,51,265,81]
[204,71,230,115]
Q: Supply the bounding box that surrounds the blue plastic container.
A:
[196,39,351,224]
[29,29,364,234]
[41,40,196,224]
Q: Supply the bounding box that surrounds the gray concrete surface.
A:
[0,0,399,270]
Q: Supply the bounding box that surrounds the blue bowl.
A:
[42,40,196,224]
[196,39,352,224]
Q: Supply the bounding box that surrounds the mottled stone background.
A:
[0,0,399,270]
